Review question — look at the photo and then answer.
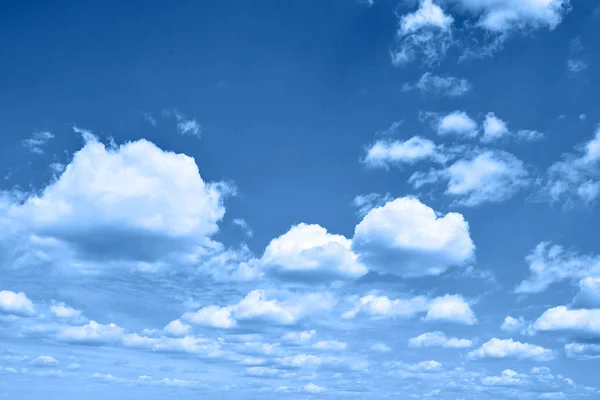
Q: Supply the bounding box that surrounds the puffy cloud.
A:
[22,131,54,154]
[184,290,336,328]
[49,303,82,320]
[543,127,600,206]
[0,290,35,316]
[564,343,600,360]
[501,316,527,332]
[281,330,317,345]
[121,334,220,356]
[67,363,82,370]
[408,331,473,348]
[260,223,367,281]
[532,306,600,338]
[352,193,392,217]
[311,340,347,352]
[163,319,192,337]
[437,111,478,138]
[515,242,600,294]
[31,355,59,367]
[467,338,554,362]
[363,137,445,168]
[424,295,477,325]
[515,129,545,142]
[392,0,454,66]
[405,72,471,97]
[573,277,600,308]
[162,109,202,137]
[410,150,529,206]
[371,343,392,352]
[352,197,474,277]
[304,383,326,393]
[55,320,125,345]
[481,369,525,386]
[1,130,231,272]
[481,112,510,142]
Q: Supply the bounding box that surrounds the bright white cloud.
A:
[163,319,192,337]
[260,223,367,281]
[55,320,125,345]
[533,306,600,337]
[564,343,600,360]
[0,290,35,316]
[49,302,82,320]
[573,277,600,308]
[516,242,600,294]
[352,197,474,277]
[363,137,444,168]
[408,331,473,348]
[22,131,54,154]
[183,305,236,329]
[411,150,529,206]
[408,72,471,97]
[2,130,230,272]
[481,369,525,386]
[31,355,59,367]
[501,316,527,332]
[281,330,317,345]
[304,383,326,393]
[481,112,510,142]
[311,340,347,352]
[424,295,477,325]
[467,338,554,362]
[437,111,478,138]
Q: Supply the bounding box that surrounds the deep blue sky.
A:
[1,1,600,399]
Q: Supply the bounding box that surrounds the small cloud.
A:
[22,131,54,154]
[568,59,588,73]
[162,109,202,137]
[143,112,157,126]
[405,72,471,97]
[579,114,587,121]
[232,218,253,238]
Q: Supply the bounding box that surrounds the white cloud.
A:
[49,302,82,320]
[392,0,454,66]
[56,320,125,345]
[408,331,473,348]
[568,59,588,73]
[0,290,35,316]
[352,197,474,277]
[352,193,393,217]
[533,306,600,337]
[481,369,525,386]
[407,72,471,97]
[122,334,220,356]
[515,129,545,142]
[2,130,230,272]
[467,338,555,362]
[481,112,510,142]
[564,343,600,360]
[371,343,392,352]
[311,340,347,352]
[163,319,192,337]
[573,277,600,308]
[260,223,367,281]
[410,150,529,206]
[22,131,54,154]
[67,363,82,370]
[281,330,317,345]
[544,127,600,206]
[363,137,444,168]
[183,305,236,329]
[163,109,202,137]
[515,242,600,294]
[304,383,326,393]
[437,111,478,138]
[31,355,59,367]
[424,295,477,325]
[232,218,253,238]
[501,316,527,332]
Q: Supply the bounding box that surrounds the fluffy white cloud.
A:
[184,290,336,328]
[406,72,471,97]
[352,197,474,277]
[311,340,347,352]
[0,290,35,316]
[281,330,317,345]
[392,0,454,66]
[163,319,192,337]
[467,338,554,362]
[515,242,600,294]
[564,343,600,360]
[31,355,59,367]
[410,150,529,206]
[573,277,600,308]
[424,295,477,325]
[49,302,82,320]
[363,137,444,168]
[501,316,527,332]
[55,320,125,345]
[304,383,326,393]
[481,112,510,142]
[533,306,600,338]
[481,369,525,386]
[437,111,478,138]
[544,127,600,206]
[1,130,230,272]
[260,223,367,281]
[408,331,473,348]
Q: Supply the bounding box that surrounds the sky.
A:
[1,0,600,398]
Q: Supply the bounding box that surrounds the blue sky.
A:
[1,0,600,398]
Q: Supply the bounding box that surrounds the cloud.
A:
[163,319,192,337]
[481,112,510,142]
[392,0,454,66]
[352,197,474,277]
[281,330,317,345]
[501,316,527,332]
[437,111,478,138]
[232,218,253,238]
[467,338,554,362]
[304,383,326,393]
[564,343,600,360]
[363,136,445,168]
[352,193,392,217]
[424,295,477,325]
[31,355,59,367]
[543,126,600,207]
[532,306,600,338]
[342,293,475,325]
[480,369,525,386]
[515,242,600,294]
[311,340,347,352]
[409,331,473,348]
[184,289,336,328]
[1,129,231,273]
[121,334,220,356]
[49,302,82,320]
[568,59,588,73]
[573,277,600,308]
[67,363,82,370]
[0,290,35,316]
[162,109,202,137]
[260,223,367,281]
[22,131,54,154]
[55,320,125,345]
[405,72,471,97]
[371,343,392,352]
[410,150,529,206]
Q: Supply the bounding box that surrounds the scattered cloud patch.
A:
[0,290,35,316]
[565,343,600,360]
[533,306,600,338]
[408,331,473,348]
[22,131,54,154]
[436,111,478,138]
[424,295,477,325]
[467,338,554,362]
[363,136,445,168]
[232,218,253,238]
[405,72,471,97]
[481,112,510,142]
[352,193,392,217]
[501,316,527,333]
